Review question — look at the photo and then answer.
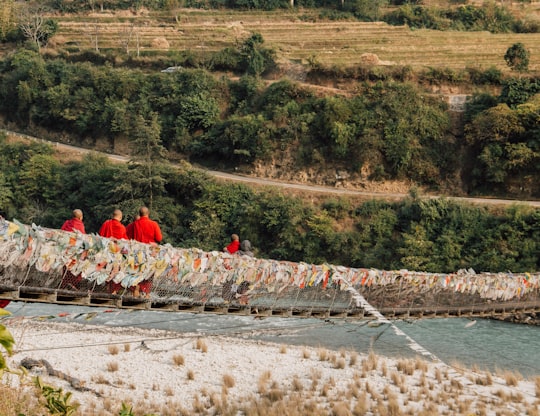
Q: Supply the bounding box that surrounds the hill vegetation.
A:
[0,0,539,274]
[2,133,539,273]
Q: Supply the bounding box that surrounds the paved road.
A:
[4,128,540,208]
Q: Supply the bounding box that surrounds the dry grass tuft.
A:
[415,356,428,372]
[279,344,287,354]
[291,375,303,392]
[195,338,208,353]
[331,401,351,416]
[0,384,48,415]
[223,373,235,388]
[457,399,472,414]
[510,391,524,403]
[387,392,400,416]
[450,378,462,390]
[101,397,114,411]
[192,395,205,413]
[535,376,540,398]
[187,369,195,380]
[310,367,322,380]
[107,344,120,355]
[474,374,492,386]
[318,348,329,361]
[362,351,378,372]
[526,404,540,416]
[302,348,311,359]
[335,357,347,370]
[396,358,415,376]
[435,367,442,383]
[417,372,426,389]
[258,370,272,394]
[380,360,387,376]
[504,370,520,387]
[390,370,401,386]
[349,352,358,366]
[92,374,110,385]
[485,371,493,386]
[173,354,185,366]
[321,381,331,397]
[495,388,509,401]
[353,391,369,414]
[164,386,174,397]
[266,388,284,402]
[123,343,131,352]
[106,361,119,372]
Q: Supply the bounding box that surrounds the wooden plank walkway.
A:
[1,283,538,323]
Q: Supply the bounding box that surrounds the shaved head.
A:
[73,209,83,220]
[139,206,149,217]
[113,209,123,220]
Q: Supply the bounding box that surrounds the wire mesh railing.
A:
[1,218,539,320]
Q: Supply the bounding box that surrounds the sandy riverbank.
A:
[1,318,538,415]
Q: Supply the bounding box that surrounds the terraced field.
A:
[51,9,540,72]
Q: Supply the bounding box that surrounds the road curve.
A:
[3,128,540,208]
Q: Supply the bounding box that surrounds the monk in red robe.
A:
[61,209,85,233]
[126,206,162,297]
[60,209,85,290]
[224,234,240,254]
[99,209,128,294]
[99,209,128,240]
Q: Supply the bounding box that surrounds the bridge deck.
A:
[1,284,538,323]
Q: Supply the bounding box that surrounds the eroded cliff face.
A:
[250,155,417,194]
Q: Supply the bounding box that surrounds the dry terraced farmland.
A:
[51,10,540,72]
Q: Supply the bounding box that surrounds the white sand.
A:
[3,318,539,415]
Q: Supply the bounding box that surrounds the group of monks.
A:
[60,206,162,297]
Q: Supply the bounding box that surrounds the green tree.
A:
[398,223,436,271]
[499,77,540,108]
[192,114,273,164]
[350,0,388,21]
[0,49,51,124]
[242,189,306,261]
[355,203,399,269]
[128,111,168,211]
[465,104,523,145]
[240,33,276,77]
[504,42,530,73]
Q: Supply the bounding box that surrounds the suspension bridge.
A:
[1,219,539,324]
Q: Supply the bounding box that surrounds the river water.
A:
[3,301,539,378]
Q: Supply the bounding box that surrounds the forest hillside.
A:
[0,0,539,273]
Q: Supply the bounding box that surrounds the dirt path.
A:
[4,129,540,208]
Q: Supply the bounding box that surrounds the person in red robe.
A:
[224,234,240,254]
[60,209,85,290]
[0,299,10,308]
[99,209,128,294]
[126,206,162,297]
[126,207,162,244]
[99,209,128,240]
[61,209,85,233]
